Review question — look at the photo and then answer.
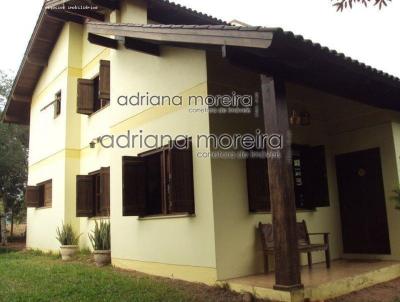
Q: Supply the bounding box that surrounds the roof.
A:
[2,0,228,125]
[3,1,400,124]
[88,22,400,82]
[86,22,400,111]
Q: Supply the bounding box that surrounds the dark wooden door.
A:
[335,148,391,254]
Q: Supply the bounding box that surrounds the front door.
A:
[335,148,391,254]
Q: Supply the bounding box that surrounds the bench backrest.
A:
[258,220,311,249]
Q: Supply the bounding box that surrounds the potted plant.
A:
[56,223,80,261]
[89,220,111,267]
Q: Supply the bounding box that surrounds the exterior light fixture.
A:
[89,137,101,149]
[290,110,311,126]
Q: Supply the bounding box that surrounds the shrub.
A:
[89,220,110,251]
[56,223,80,246]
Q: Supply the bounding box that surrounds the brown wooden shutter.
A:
[100,167,110,216]
[25,186,40,208]
[54,92,61,118]
[77,79,95,115]
[76,175,94,217]
[303,145,330,207]
[99,60,110,101]
[169,139,195,214]
[122,157,146,216]
[246,155,270,212]
[44,181,52,207]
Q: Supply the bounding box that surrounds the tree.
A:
[0,70,28,243]
[332,0,392,11]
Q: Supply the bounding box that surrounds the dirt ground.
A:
[329,278,400,302]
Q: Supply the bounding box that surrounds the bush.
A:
[89,220,110,251]
[56,223,80,246]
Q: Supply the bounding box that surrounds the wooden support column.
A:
[261,74,303,291]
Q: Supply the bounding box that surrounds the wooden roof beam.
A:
[123,37,160,56]
[92,0,120,10]
[66,8,105,21]
[12,94,31,103]
[46,10,85,24]
[88,33,119,49]
[87,23,274,49]
[3,114,29,125]
[27,55,48,67]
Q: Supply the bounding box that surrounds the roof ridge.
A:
[154,0,229,25]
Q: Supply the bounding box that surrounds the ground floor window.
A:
[25,180,52,208]
[76,167,110,217]
[122,138,195,217]
[246,145,329,212]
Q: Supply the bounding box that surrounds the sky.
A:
[0,0,399,78]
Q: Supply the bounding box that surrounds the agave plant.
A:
[392,189,400,210]
[89,220,110,251]
[56,223,80,246]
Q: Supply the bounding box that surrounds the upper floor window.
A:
[77,60,110,115]
[54,91,61,118]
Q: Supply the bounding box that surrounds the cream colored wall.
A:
[27,23,71,251]
[206,52,400,280]
[29,0,217,274]
[108,39,217,269]
[332,122,400,261]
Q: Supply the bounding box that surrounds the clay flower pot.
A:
[60,245,79,261]
[93,250,111,267]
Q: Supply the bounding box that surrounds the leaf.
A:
[332,0,391,10]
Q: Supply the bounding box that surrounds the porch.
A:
[227,259,400,302]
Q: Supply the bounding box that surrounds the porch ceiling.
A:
[87,22,400,113]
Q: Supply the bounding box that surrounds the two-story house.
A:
[3,1,400,301]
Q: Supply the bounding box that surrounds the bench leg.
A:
[264,254,269,273]
[325,249,331,269]
[307,252,312,269]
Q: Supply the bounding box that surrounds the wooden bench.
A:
[258,220,330,273]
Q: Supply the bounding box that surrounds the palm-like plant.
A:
[56,223,80,246]
[89,220,110,251]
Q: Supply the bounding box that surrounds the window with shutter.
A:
[26,180,53,208]
[77,61,110,115]
[122,139,195,217]
[43,181,52,207]
[26,186,40,208]
[168,139,195,214]
[122,157,147,216]
[100,167,110,216]
[76,175,94,217]
[303,145,330,207]
[246,154,270,212]
[77,79,95,115]
[99,60,110,104]
[54,91,61,118]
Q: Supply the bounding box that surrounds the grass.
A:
[0,248,194,302]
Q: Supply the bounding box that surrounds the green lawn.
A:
[0,248,245,302]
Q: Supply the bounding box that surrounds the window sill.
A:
[89,103,110,118]
[89,216,110,220]
[251,209,317,215]
[138,213,195,221]
[36,206,52,210]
